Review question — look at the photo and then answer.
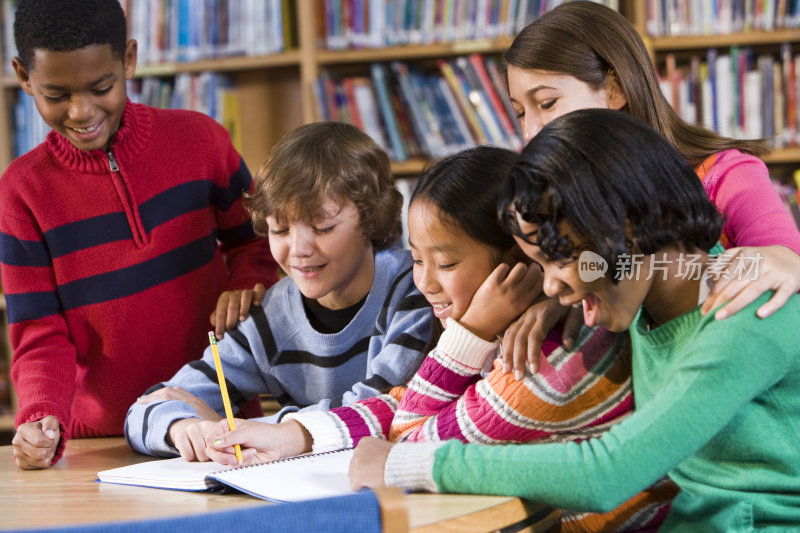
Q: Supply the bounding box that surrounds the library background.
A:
[0,0,798,443]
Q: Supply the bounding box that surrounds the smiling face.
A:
[512,212,650,332]
[507,65,626,143]
[12,41,136,153]
[266,197,375,310]
[408,200,499,328]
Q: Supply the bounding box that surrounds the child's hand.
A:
[702,245,800,320]
[460,262,543,342]
[501,299,584,380]
[349,437,394,490]
[137,386,221,421]
[12,416,60,469]
[204,419,312,466]
[209,282,267,339]
[167,418,220,462]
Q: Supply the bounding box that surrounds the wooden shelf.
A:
[1,74,18,88]
[135,51,303,77]
[315,37,514,65]
[766,146,800,165]
[391,158,430,177]
[648,29,800,51]
[2,51,305,83]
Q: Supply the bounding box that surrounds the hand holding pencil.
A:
[208,331,243,464]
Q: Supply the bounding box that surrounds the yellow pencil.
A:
[208,331,243,464]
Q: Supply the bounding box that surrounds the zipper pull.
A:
[107,150,119,172]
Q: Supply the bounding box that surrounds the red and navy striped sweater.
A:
[0,101,278,462]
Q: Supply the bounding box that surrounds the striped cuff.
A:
[385,441,445,492]
[441,318,499,370]
[142,401,205,457]
[285,410,351,453]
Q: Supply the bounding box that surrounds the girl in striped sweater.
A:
[207,146,677,532]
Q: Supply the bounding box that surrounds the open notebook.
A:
[97,448,356,503]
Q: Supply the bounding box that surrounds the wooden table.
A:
[0,438,559,532]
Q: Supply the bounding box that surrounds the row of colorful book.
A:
[319,0,619,51]
[645,0,800,36]
[658,43,799,148]
[130,73,244,152]
[313,54,523,161]
[11,72,243,157]
[124,0,295,65]
[1,0,296,72]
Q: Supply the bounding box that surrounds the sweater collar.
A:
[632,305,704,348]
[45,100,153,174]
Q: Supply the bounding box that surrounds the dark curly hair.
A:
[14,0,128,71]
[245,122,402,251]
[499,109,723,283]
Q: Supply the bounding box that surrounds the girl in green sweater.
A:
[349,109,800,532]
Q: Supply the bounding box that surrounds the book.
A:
[438,59,488,145]
[454,56,507,147]
[391,61,445,157]
[98,456,232,492]
[468,53,523,151]
[98,448,356,503]
[371,62,408,161]
[350,76,391,152]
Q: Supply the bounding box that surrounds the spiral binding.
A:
[209,447,352,475]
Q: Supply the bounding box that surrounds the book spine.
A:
[342,77,365,130]
[759,54,776,141]
[320,70,341,122]
[468,53,523,150]
[485,56,524,140]
[352,78,390,151]
[438,59,488,144]
[391,61,442,157]
[371,62,408,161]
[407,67,449,156]
[454,56,507,147]
[423,74,463,153]
[716,53,734,137]
[437,77,476,148]
[782,43,798,145]
[773,61,785,146]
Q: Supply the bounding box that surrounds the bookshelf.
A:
[0,2,798,172]
[625,2,800,177]
[0,0,798,424]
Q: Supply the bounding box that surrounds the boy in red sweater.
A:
[0,0,279,469]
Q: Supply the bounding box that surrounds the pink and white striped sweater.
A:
[290,319,677,532]
[291,319,631,449]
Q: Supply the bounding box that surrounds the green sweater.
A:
[386,292,800,531]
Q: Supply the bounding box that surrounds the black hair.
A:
[13,0,128,71]
[411,145,519,348]
[411,145,518,254]
[498,108,723,282]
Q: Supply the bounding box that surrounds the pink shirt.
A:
[699,149,800,253]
